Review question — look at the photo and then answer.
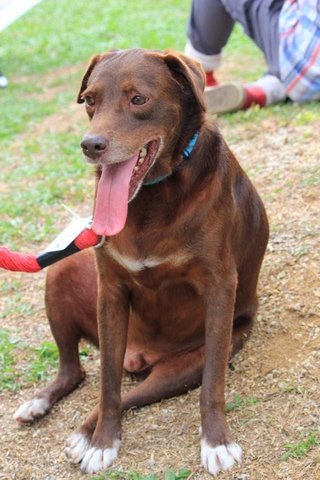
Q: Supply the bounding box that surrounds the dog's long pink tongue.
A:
[93,155,138,236]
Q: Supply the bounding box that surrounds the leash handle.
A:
[37,228,102,269]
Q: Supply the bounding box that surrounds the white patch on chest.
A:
[107,246,191,273]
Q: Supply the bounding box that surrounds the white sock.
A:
[184,41,222,71]
[247,74,287,105]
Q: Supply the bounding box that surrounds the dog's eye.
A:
[84,96,95,106]
[131,95,148,106]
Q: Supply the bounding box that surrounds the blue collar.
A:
[182,131,199,159]
[143,132,199,186]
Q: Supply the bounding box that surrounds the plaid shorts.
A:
[279,0,320,102]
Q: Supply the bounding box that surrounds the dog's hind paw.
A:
[13,397,50,424]
[201,439,242,475]
[80,440,121,474]
[65,432,90,464]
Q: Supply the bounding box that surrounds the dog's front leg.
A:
[77,266,129,474]
[200,276,242,476]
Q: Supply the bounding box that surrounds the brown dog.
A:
[14,49,269,475]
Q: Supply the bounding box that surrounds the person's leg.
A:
[205,0,287,113]
[185,0,235,85]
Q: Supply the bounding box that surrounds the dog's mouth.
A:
[92,139,160,237]
[129,139,160,199]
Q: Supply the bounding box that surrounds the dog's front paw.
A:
[80,440,121,474]
[13,397,50,424]
[201,439,242,476]
[65,432,90,464]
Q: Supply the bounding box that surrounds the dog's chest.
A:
[106,244,192,274]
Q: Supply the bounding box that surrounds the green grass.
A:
[25,340,60,382]
[0,329,20,390]
[0,330,91,391]
[91,468,192,480]
[1,0,258,77]
[0,131,94,248]
[281,432,319,461]
[299,166,320,188]
[225,393,260,412]
[221,100,320,129]
[278,382,306,395]
[0,330,60,390]
[1,0,190,76]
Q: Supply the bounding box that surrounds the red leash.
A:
[0,248,42,273]
[0,217,103,273]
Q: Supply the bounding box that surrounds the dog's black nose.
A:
[81,134,108,158]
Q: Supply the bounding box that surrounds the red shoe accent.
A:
[242,86,267,109]
[205,71,219,87]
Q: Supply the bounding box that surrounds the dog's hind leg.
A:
[122,347,204,410]
[14,250,98,424]
[65,347,204,466]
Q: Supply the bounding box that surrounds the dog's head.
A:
[77,48,206,236]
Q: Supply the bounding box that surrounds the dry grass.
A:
[0,107,319,480]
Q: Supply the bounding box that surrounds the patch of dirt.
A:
[16,64,84,87]
[34,103,87,135]
[0,108,319,480]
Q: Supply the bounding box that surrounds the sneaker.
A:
[205,84,267,113]
[0,73,8,88]
[205,84,245,113]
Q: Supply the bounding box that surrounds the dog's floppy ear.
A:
[77,54,103,104]
[77,50,121,104]
[161,50,206,112]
